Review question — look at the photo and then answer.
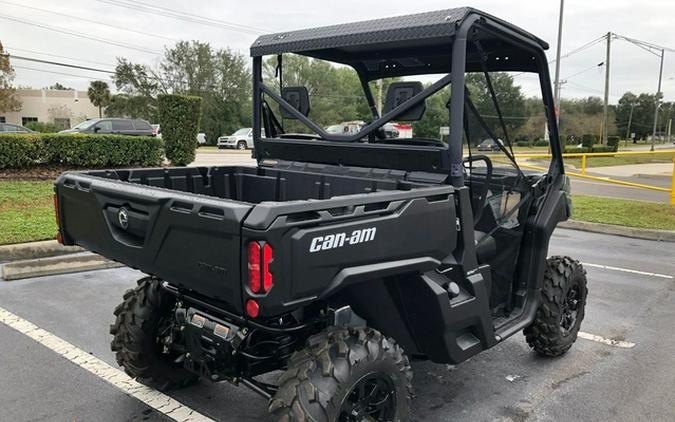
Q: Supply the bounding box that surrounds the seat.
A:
[474,230,496,264]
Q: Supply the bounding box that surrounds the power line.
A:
[4,46,116,67]
[11,55,115,74]
[0,0,179,42]
[95,0,268,35]
[13,64,113,82]
[0,14,162,55]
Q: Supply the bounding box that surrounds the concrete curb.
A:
[0,240,82,262]
[1,253,123,281]
[559,220,675,242]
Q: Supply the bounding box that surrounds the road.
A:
[191,149,672,203]
[0,229,674,421]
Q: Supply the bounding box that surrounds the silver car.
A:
[217,128,255,150]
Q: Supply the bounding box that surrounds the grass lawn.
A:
[572,195,675,231]
[565,153,674,168]
[1,181,674,246]
[0,180,56,245]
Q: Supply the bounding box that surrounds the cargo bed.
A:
[55,164,455,315]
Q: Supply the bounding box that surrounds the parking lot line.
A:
[0,306,214,422]
[578,331,636,349]
[581,262,673,279]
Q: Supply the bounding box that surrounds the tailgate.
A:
[55,173,252,312]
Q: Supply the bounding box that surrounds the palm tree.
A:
[87,80,111,118]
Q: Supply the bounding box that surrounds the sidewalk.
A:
[589,162,673,178]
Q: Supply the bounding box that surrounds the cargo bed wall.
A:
[86,166,425,204]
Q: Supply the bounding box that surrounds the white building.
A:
[0,89,101,129]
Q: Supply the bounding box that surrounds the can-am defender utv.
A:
[54,7,588,421]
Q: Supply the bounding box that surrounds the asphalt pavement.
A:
[0,228,674,421]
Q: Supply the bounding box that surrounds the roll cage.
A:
[249,8,564,188]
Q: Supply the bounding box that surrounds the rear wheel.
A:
[524,256,588,357]
[237,140,247,150]
[110,277,198,391]
[269,327,412,422]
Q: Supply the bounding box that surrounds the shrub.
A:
[606,135,620,152]
[25,121,62,133]
[564,146,590,153]
[515,140,530,147]
[0,133,163,169]
[158,94,202,166]
[591,145,617,153]
[581,134,596,149]
[533,139,549,147]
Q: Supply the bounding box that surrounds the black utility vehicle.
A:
[55,8,587,421]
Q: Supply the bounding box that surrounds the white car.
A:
[218,128,256,150]
[197,133,207,146]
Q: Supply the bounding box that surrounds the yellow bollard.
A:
[581,154,587,176]
[671,157,675,206]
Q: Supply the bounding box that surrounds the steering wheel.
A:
[463,154,493,224]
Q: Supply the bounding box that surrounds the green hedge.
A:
[606,135,620,152]
[158,94,202,166]
[591,145,617,153]
[564,146,590,153]
[581,134,596,149]
[0,133,163,169]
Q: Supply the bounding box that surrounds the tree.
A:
[0,41,21,113]
[87,80,111,118]
[113,41,251,143]
[465,72,527,138]
[48,82,73,90]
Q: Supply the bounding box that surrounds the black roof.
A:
[250,8,548,57]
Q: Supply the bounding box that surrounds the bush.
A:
[533,139,549,147]
[606,135,620,152]
[515,140,530,147]
[581,134,596,149]
[25,121,62,133]
[591,145,617,153]
[158,94,202,166]
[0,133,163,169]
[564,146,590,153]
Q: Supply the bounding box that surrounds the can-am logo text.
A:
[309,227,377,253]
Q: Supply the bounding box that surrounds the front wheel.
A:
[524,256,588,357]
[269,327,413,422]
[110,277,198,391]
[237,140,247,150]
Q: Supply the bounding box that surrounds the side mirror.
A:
[94,126,101,133]
[280,86,310,119]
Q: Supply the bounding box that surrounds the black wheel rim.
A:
[560,284,581,335]
[338,372,397,422]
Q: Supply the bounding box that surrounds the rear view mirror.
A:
[383,81,426,121]
[280,87,310,119]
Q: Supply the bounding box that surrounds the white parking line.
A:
[0,307,214,422]
[578,331,636,349]
[581,262,673,280]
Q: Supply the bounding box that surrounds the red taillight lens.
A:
[246,299,260,318]
[247,241,261,293]
[263,243,273,292]
[248,241,273,295]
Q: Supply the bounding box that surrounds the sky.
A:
[2,0,675,102]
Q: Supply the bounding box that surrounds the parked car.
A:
[325,121,364,135]
[0,123,36,133]
[217,128,256,149]
[197,133,207,146]
[477,138,505,152]
[59,118,154,136]
[151,124,161,139]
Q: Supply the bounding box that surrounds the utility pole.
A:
[651,49,665,152]
[601,32,611,145]
[625,102,635,145]
[376,79,383,115]
[553,0,565,130]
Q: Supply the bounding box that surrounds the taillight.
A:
[246,299,260,318]
[263,243,273,292]
[247,241,261,293]
[247,241,274,294]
